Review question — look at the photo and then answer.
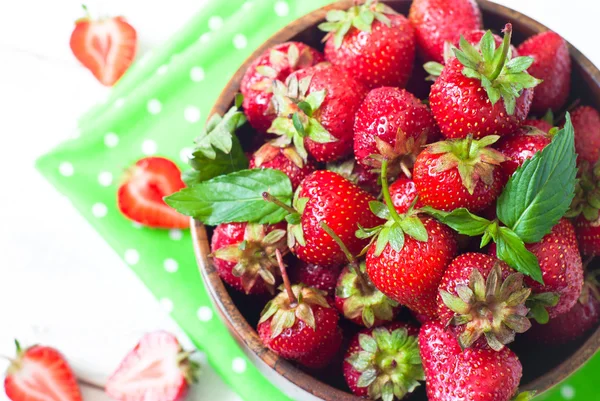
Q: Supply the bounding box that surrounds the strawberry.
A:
[267,63,367,162]
[413,135,506,212]
[523,118,553,133]
[290,260,341,297]
[495,126,551,177]
[517,31,571,114]
[320,1,415,89]
[249,143,316,189]
[258,250,342,368]
[429,25,539,139]
[343,322,424,400]
[575,215,600,257]
[118,157,189,229]
[70,6,137,86]
[210,222,287,294]
[241,42,324,132]
[489,219,583,321]
[326,159,381,196]
[353,87,438,171]
[570,106,600,164]
[419,321,523,401]
[389,177,422,214]
[409,0,482,63]
[105,332,198,401]
[4,341,82,401]
[437,253,532,350]
[568,159,600,256]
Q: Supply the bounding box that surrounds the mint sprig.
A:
[165,169,293,225]
[423,115,577,283]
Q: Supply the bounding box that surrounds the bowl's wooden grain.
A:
[192,1,600,400]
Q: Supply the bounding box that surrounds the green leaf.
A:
[369,201,390,219]
[292,113,306,136]
[164,169,293,225]
[497,116,577,243]
[375,226,391,256]
[399,216,428,242]
[307,118,337,143]
[480,30,496,64]
[353,15,371,32]
[495,227,543,283]
[326,9,346,22]
[388,223,405,252]
[194,104,246,159]
[186,135,248,184]
[334,19,352,48]
[505,56,534,73]
[296,101,313,117]
[421,207,492,237]
[423,61,444,78]
[235,93,244,108]
[305,90,326,112]
[359,334,378,353]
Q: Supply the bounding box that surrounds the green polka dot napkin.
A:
[35,1,599,400]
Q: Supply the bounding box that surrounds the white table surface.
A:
[0,1,599,400]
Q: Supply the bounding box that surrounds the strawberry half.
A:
[4,341,82,401]
[69,6,137,86]
[118,157,189,229]
[105,332,198,401]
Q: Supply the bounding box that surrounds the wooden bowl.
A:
[192,1,600,400]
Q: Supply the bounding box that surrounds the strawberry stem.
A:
[489,23,512,82]
[262,192,297,215]
[275,249,297,306]
[381,159,403,224]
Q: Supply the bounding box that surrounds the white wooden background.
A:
[0,0,599,400]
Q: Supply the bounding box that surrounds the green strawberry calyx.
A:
[566,159,600,221]
[251,44,318,92]
[318,0,396,49]
[346,326,424,401]
[253,143,304,169]
[525,291,560,324]
[267,75,337,164]
[210,223,287,294]
[440,263,532,351]
[262,190,308,249]
[426,134,506,195]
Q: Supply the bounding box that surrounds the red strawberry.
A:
[258,251,341,368]
[320,1,415,89]
[569,159,600,256]
[105,332,198,401]
[489,219,583,320]
[413,135,506,212]
[353,87,439,170]
[389,177,422,214]
[118,157,189,229]
[409,0,482,63]
[70,6,137,86]
[419,321,523,401]
[211,222,287,294]
[570,106,600,164]
[290,260,341,297]
[495,126,551,177]
[343,322,423,400]
[437,253,532,350]
[4,341,82,401]
[575,215,600,257]
[429,25,539,139]
[267,63,367,162]
[524,118,553,133]
[517,31,571,113]
[326,159,381,196]
[241,42,324,132]
[249,143,316,190]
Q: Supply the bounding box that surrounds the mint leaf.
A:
[185,136,248,185]
[496,115,577,243]
[165,169,293,225]
[421,207,492,236]
[496,227,543,283]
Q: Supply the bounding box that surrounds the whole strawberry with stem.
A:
[567,158,600,256]
[429,25,540,139]
[437,253,532,351]
[364,158,458,319]
[211,222,287,294]
[241,42,323,132]
[258,250,342,368]
[290,259,342,297]
[249,143,316,190]
[413,134,507,212]
[320,221,400,327]
[327,158,381,196]
[264,170,384,268]
[419,321,524,401]
[4,340,83,401]
[408,0,482,63]
[353,87,439,172]
[105,331,199,401]
[320,0,415,89]
[343,322,424,400]
[495,126,552,177]
[517,31,571,114]
[570,105,600,164]
[267,62,367,163]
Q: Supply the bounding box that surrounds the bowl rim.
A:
[194,1,600,400]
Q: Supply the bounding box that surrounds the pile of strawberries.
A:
[169,0,600,400]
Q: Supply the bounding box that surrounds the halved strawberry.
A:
[4,341,83,401]
[70,6,137,86]
[105,332,198,401]
[118,157,189,229]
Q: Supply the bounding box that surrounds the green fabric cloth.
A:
[36,1,598,400]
